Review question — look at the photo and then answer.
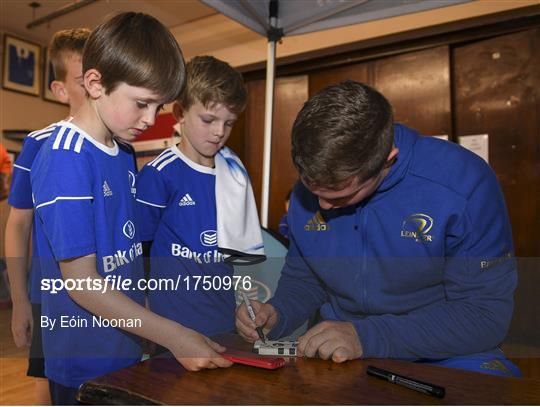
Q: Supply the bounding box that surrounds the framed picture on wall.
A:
[2,34,41,97]
[42,46,64,104]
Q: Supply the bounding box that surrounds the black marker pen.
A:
[241,291,266,343]
[367,365,445,398]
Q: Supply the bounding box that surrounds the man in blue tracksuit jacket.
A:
[236,80,520,376]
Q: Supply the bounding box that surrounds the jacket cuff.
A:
[353,318,386,358]
[266,298,289,339]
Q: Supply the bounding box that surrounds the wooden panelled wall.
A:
[228,26,540,346]
[453,29,540,345]
[231,28,539,254]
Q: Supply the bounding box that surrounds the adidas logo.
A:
[304,211,329,232]
[103,181,113,197]
[179,193,196,206]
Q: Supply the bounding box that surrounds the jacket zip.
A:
[361,208,369,313]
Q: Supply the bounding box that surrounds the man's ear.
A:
[84,68,103,99]
[50,80,69,104]
[385,147,399,167]
[172,101,185,123]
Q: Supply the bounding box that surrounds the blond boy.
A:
[5,28,90,405]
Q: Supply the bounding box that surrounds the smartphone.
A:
[222,349,286,369]
[253,340,298,356]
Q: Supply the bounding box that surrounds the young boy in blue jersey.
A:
[5,28,90,405]
[237,80,521,377]
[31,14,231,405]
[136,56,263,338]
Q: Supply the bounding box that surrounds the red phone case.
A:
[222,350,286,370]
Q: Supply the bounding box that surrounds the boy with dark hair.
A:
[237,80,520,377]
[136,55,263,337]
[31,14,230,405]
[5,27,90,405]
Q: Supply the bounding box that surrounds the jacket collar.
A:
[375,124,417,194]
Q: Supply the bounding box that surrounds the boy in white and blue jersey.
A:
[9,123,58,305]
[32,121,144,387]
[136,56,252,337]
[31,14,231,405]
[6,28,90,405]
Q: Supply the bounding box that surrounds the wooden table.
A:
[78,333,540,405]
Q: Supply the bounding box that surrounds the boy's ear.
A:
[172,101,185,123]
[84,68,104,99]
[50,80,69,104]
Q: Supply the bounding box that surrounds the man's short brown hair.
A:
[83,12,185,102]
[177,56,246,115]
[292,80,394,188]
[48,28,90,82]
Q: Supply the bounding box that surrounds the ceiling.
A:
[0,0,218,45]
[1,1,536,69]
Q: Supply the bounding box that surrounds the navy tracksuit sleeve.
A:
[354,171,516,359]
[267,231,328,339]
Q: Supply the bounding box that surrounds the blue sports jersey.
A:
[31,122,144,388]
[136,145,235,336]
[8,44,36,87]
[9,123,59,304]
